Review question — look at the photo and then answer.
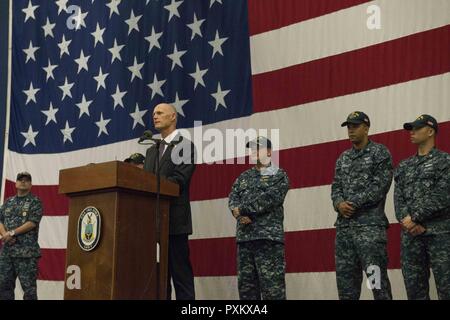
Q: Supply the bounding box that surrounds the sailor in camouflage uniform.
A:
[331,112,393,300]
[228,137,289,300]
[0,172,43,300]
[394,115,450,300]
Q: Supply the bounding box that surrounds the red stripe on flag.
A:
[252,26,450,113]
[189,122,450,201]
[285,223,401,273]
[36,224,402,281]
[38,249,66,281]
[190,223,401,276]
[248,0,372,36]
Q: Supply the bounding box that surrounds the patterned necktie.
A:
[158,141,165,161]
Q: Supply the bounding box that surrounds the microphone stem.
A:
[155,140,161,296]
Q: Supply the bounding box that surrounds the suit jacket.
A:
[143,133,196,235]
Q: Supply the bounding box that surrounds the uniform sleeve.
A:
[331,156,345,213]
[228,176,243,212]
[239,170,289,216]
[347,151,393,210]
[27,198,43,225]
[412,157,450,223]
[0,203,4,224]
[393,165,410,222]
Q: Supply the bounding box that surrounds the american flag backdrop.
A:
[1,0,449,299]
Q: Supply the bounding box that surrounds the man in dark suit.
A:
[143,103,196,300]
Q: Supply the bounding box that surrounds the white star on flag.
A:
[109,39,124,63]
[128,57,145,82]
[21,124,39,147]
[187,13,205,40]
[171,93,189,117]
[41,102,59,125]
[209,0,222,8]
[93,67,109,92]
[22,0,39,23]
[164,0,183,22]
[211,82,231,110]
[130,104,148,129]
[145,27,163,53]
[74,8,88,30]
[42,18,56,38]
[76,94,93,118]
[91,23,106,47]
[209,30,228,59]
[106,0,121,18]
[59,77,74,101]
[58,35,72,58]
[43,60,58,82]
[111,85,127,109]
[96,113,111,137]
[125,10,142,35]
[148,74,166,99]
[23,41,39,63]
[55,0,69,15]
[60,121,76,144]
[74,50,91,74]
[189,63,208,90]
[23,82,40,105]
[167,44,187,70]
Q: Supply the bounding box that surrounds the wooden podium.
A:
[59,161,179,300]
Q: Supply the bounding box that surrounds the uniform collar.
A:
[415,147,438,161]
[350,140,373,158]
[14,193,31,200]
[253,163,279,176]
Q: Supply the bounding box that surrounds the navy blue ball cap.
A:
[246,136,272,149]
[341,111,371,127]
[403,114,438,133]
[124,153,145,164]
[16,171,32,181]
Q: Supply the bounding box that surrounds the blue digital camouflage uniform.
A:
[0,193,43,300]
[331,140,393,300]
[228,165,289,300]
[394,148,450,300]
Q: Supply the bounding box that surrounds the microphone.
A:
[138,130,154,143]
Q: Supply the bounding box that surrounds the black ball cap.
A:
[403,114,438,133]
[246,136,272,149]
[341,111,371,127]
[16,172,32,181]
[124,153,145,165]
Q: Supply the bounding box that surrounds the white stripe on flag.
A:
[5,73,450,185]
[38,216,68,249]
[250,0,450,74]
[36,185,399,245]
